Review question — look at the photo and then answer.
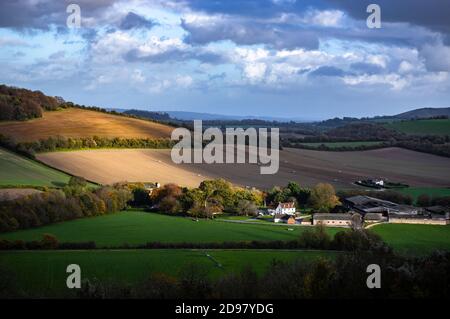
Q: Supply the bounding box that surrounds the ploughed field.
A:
[37,147,450,189]
[0,108,174,142]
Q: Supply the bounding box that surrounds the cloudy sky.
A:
[0,0,449,119]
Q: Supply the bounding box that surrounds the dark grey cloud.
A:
[0,0,117,30]
[124,47,226,65]
[350,62,384,75]
[309,66,346,77]
[119,12,157,30]
[179,0,329,18]
[181,13,438,50]
[327,0,450,35]
[181,17,320,50]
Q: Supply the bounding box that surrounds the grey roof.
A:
[345,195,397,207]
[364,213,384,220]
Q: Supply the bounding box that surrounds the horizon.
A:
[1,1,450,118]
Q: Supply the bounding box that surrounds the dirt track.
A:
[37,147,450,189]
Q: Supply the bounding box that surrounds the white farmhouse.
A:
[274,202,296,216]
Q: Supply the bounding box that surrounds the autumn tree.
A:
[308,183,341,212]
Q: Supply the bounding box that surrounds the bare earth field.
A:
[0,108,174,142]
[37,147,450,189]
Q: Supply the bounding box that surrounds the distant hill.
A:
[393,107,450,119]
[123,109,172,121]
[111,109,313,122]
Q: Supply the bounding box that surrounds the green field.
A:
[299,141,384,148]
[0,147,71,187]
[372,224,450,255]
[0,211,341,246]
[385,119,450,136]
[2,210,450,255]
[397,187,450,201]
[0,249,337,297]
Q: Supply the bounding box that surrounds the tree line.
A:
[0,134,174,158]
[283,122,450,157]
[147,179,264,218]
[0,177,132,233]
[146,180,343,217]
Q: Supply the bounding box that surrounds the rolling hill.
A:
[0,147,71,187]
[394,107,450,119]
[385,119,450,136]
[0,108,174,142]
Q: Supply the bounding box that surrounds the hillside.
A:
[394,107,450,119]
[0,147,71,187]
[385,119,450,136]
[0,108,174,143]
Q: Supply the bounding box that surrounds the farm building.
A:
[344,195,421,215]
[389,213,449,225]
[312,213,354,227]
[274,214,296,224]
[345,195,449,225]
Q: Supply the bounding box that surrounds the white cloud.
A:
[343,73,410,91]
[305,10,345,27]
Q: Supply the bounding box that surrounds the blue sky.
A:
[0,0,449,119]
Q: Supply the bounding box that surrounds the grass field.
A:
[372,224,450,255]
[37,147,450,189]
[385,119,450,136]
[299,141,385,148]
[2,210,449,255]
[0,211,342,246]
[0,108,174,142]
[397,187,450,201]
[0,249,337,297]
[0,147,71,187]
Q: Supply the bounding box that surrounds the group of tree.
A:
[0,134,174,158]
[147,180,343,217]
[149,179,264,218]
[416,194,450,208]
[284,122,450,158]
[0,84,63,121]
[0,177,132,233]
[266,182,340,213]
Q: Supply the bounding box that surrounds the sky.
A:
[0,0,449,119]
